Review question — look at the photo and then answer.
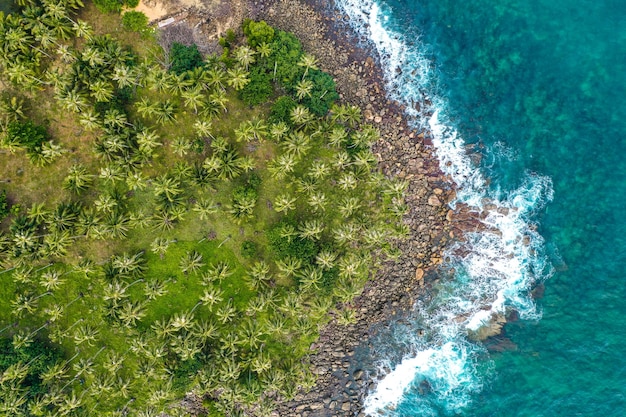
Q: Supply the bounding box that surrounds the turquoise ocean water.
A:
[337,0,626,416]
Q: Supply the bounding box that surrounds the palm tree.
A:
[136,129,162,156]
[234,46,256,70]
[181,86,205,113]
[103,281,129,305]
[117,301,146,327]
[256,42,272,58]
[237,318,264,349]
[307,191,327,212]
[234,122,255,143]
[268,153,296,179]
[269,122,289,142]
[136,97,159,118]
[337,172,357,191]
[333,223,359,246]
[99,165,124,184]
[338,196,361,217]
[153,100,177,125]
[245,261,271,291]
[11,292,50,318]
[168,311,195,332]
[39,269,65,291]
[144,278,168,300]
[308,161,329,180]
[299,219,324,241]
[102,108,129,129]
[200,286,223,309]
[216,299,236,324]
[295,79,313,100]
[273,194,296,213]
[290,105,313,126]
[332,150,351,171]
[328,126,348,147]
[249,118,268,142]
[226,67,250,91]
[315,250,337,270]
[192,198,219,220]
[26,202,50,224]
[111,252,144,277]
[297,266,323,291]
[112,64,137,88]
[193,119,214,139]
[298,53,319,80]
[206,67,227,90]
[179,250,204,275]
[89,79,114,102]
[150,237,171,259]
[62,164,93,194]
[73,323,99,346]
[194,318,219,342]
[153,175,182,203]
[202,262,232,284]
[126,170,147,191]
[275,256,302,280]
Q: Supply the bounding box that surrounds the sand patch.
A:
[133,0,169,22]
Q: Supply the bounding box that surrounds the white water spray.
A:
[336,0,554,415]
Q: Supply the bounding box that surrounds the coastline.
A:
[141,0,462,414]
[252,1,458,415]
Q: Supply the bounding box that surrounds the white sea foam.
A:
[336,0,554,416]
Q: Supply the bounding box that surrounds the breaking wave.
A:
[335,0,554,415]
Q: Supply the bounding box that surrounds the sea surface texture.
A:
[337,0,626,416]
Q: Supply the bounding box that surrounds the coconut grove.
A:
[0,1,407,415]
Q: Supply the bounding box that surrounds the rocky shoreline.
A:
[144,0,467,415]
[251,1,459,416]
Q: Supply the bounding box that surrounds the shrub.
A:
[93,0,124,13]
[94,0,138,12]
[241,240,258,258]
[240,66,273,106]
[0,338,62,397]
[169,42,204,75]
[300,70,340,116]
[269,96,297,125]
[268,31,304,87]
[4,120,49,155]
[0,190,8,220]
[122,11,149,33]
[243,19,275,47]
[267,221,318,263]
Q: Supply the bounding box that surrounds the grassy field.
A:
[0,2,406,416]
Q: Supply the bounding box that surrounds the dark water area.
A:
[338,0,626,415]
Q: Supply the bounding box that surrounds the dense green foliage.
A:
[169,42,205,75]
[243,19,275,47]
[121,11,150,34]
[93,0,125,13]
[240,66,273,105]
[0,190,8,220]
[0,3,406,416]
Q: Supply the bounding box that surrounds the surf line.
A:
[335,0,554,415]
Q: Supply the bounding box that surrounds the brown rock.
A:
[428,194,441,206]
[415,268,424,282]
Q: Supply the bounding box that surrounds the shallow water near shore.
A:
[337,0,626,415]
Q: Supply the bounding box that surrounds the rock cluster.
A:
[251,1,461,415]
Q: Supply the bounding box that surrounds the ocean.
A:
[336,0,626,416]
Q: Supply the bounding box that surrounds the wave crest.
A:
[336,0,554,415]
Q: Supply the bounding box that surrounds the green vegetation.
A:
[0,1,407,416]
[0,190,8,220]
[121,10,150,35]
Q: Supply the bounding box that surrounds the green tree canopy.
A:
[243,19,275,47]
[169,42,204,75]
